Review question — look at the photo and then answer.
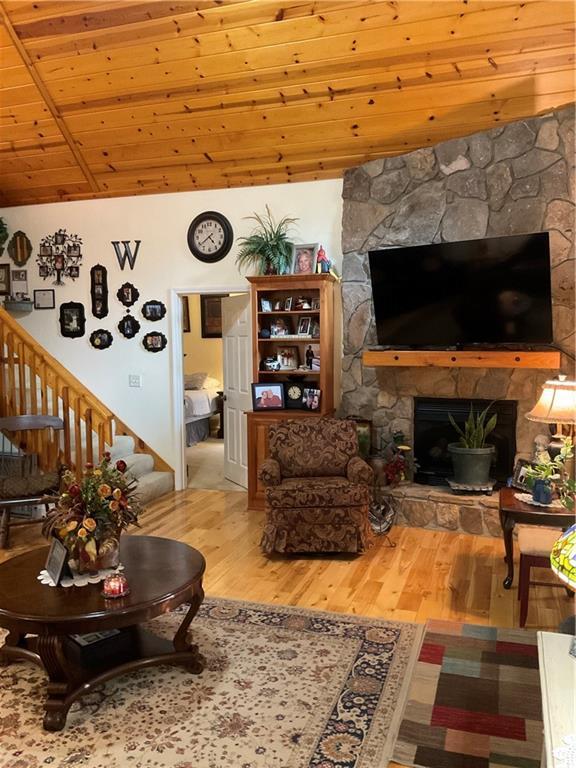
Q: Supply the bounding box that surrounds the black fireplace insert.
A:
[413,397,517,487]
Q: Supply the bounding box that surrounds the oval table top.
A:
[0,535,205,634]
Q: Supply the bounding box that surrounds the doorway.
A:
[170,287,251,492]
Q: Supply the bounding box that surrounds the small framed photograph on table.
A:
[291,244,319,275]
[45,538,69,586]
[252,383,285,410]
[511,459,535,491]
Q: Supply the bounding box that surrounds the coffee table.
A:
[499,487,572,589]
[0,535,206,731]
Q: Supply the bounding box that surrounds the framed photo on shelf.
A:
[297,316,312,336]
[291,244,319,275]
[277,346,299,370]
[311,298,320,310]
[270,317,289,337]
[284,297,293,311]
[261,299,272,312]
[511,459,535,491]
[252,383,285,410]
[34,289,55,310]
[302,388,321,411]
[311,320,320,339]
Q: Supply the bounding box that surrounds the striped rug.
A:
[392,620,543,768]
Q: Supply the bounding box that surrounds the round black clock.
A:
[187,211,233,263]
[284,381,305,409]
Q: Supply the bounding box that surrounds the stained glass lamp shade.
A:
[551,524,576,591]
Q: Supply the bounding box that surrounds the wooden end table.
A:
[0,535,205,731]
[499,487,572,589]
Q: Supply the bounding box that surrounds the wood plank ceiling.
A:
[0,0,574,207]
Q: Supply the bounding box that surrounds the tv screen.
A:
[368,233,553,347]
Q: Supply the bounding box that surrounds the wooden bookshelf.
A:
[362,349,561,369]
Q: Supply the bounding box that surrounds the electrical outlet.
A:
[128,374,142,388]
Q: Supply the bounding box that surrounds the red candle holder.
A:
[102,573,130,599]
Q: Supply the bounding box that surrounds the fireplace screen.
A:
[414,397,517,486]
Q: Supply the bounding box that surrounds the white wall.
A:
[0,180,343,468]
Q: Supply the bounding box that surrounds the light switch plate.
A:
[128,374,142,388]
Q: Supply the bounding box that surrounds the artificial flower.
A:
[116,459,127,473]
[109,500,120,512]
[93,469,102,477]
[77,527,88,539]
[66,520,78,531]
[68,483,81,497]
[98,483,112,497]
[113,488,122,500]
[83,517,97,532]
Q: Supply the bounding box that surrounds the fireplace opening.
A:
[413,397,517,487]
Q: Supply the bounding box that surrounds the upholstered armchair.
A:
[259,418,374,554]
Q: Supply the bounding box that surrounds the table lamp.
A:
[550,524,576,642]
[526,375,576,463]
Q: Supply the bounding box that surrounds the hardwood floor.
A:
[2,488,569,630]
[1,488,570,768]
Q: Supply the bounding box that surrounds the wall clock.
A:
[187,211,233,263]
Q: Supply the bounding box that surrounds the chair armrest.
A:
[258,458,282,487]
[347,456,374,486]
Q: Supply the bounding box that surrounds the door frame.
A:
[169,285,248,491]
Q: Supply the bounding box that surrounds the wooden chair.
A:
[0,415,64,548]
[517,524,571,627]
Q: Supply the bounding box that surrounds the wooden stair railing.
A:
[0,307,172,475]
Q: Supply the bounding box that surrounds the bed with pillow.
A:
[184,372,222,446]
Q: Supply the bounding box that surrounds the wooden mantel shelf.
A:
[362,349,561,369]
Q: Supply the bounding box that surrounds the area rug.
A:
[392,619,543,768]
[0,597,422,768]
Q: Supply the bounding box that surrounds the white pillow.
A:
[204,376,221,390]
[184,372,207,390]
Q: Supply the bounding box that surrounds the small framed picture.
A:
[143,331,167,352]
[45,538,69,586]
[270,317,289,337]
[59,302,86,338]
[89,329,113,350]
[252,383,285,410]
[118,314,140,339]
[142,300,166,322]
[284,297,293,311]
[302,388,321,411]
[297,316,312,336]
[200,293,227,338]
[511,459,535,491]
[39,244,53,257]
[291,244,319,275]
[261,299,272,312]
[117,282,139,308]
[277,346,299,370]
[311,298,320,310]
[311,320,320,339]
[0,264,10,296]
[34,289,55,310]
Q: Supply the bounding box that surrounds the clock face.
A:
[187,211,233,263]
[288,385,302,400]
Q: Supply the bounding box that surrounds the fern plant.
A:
[236,206,297,275]
[448,403,497,449]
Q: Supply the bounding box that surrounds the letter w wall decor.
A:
[111,240,141,270]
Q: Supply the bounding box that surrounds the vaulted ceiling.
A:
[0,0,574,207]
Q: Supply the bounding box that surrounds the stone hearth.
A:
[380,483,501,538]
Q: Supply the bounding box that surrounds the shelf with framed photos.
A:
[246,273,341,509]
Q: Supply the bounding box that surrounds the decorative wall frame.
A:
[142,300,166,321]
[10,269,28,299]
[90,329,113,350]
[0,265,11,296]
[111,240,141,270]
[117,282,139,307]
[59,302,86,338]
[143,331,167,353]
[37,229,83,285]
[118,314,140,339]
[7,231,33,266]
[182,296,190,333]
[200,293,227,338]
[90,264,109,319]
[34,289,55,310]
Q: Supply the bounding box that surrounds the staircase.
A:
[0,307,174,505]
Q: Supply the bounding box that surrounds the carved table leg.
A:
[173,583,205,674]
[36,635,71,731]
[499,509,515,589]
[0,631,24,666]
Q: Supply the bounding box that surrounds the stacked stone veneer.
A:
[340,105,575,536]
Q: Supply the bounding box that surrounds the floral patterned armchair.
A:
[259,418,374,554]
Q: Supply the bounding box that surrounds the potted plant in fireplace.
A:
[447,403,497,487]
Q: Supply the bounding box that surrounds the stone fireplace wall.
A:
[339,105,575,463]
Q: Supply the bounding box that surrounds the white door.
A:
[222,294,251,487]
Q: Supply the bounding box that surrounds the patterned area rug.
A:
[0,598,421,768]
[392,620,543,768]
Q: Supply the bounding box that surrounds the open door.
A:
[222,294,251,487]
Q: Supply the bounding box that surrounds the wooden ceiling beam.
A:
[0,1,99,192]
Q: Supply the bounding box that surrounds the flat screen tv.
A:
[368,233,553,347]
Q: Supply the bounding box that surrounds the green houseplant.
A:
[236,206,297,275]
[448,403,497,486]
[524,436,574,505]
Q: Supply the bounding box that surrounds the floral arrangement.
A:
[380,430,417,487]
[43,454,141,573]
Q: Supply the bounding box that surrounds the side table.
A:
[499,487,572,589]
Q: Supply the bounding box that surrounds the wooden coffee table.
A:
[0,535,206,731]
